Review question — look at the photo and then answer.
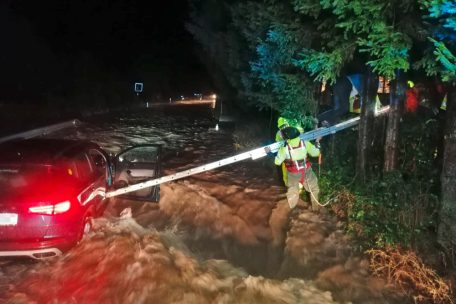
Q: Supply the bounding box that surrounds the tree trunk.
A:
[384,72,405,172]
[437,85,456,259]
[356,69,379,183]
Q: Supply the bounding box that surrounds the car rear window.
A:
[0,164,75,191]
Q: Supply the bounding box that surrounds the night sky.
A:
[1,0,211,104]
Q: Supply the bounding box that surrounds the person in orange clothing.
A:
[405,80,419,113]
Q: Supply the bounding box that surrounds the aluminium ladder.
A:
[106,106,390,198]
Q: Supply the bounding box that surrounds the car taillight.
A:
[29,201,71,215]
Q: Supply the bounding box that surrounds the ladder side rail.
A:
[106,142,282,198]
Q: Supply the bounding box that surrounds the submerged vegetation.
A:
[368,247,453,304]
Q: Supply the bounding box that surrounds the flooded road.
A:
[0,106,402,303]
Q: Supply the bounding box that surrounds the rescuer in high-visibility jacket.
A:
[273,126,321,212]
[275,117,305,185]
[440,93,447,111]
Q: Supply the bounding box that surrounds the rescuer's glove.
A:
[320,120,330,128]
[264,146,275,157]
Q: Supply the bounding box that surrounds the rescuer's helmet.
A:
[277,117,290,129]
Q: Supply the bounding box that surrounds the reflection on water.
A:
[0,107,404,303]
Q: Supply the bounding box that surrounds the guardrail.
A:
[0,119,81,144]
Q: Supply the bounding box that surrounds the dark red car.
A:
[0,138,161,259]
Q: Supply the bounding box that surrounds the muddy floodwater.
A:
[0,106,405,303]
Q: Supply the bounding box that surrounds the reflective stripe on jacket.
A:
[274,138,320,172]
[284,140,310,172]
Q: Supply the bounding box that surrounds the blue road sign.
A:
[134,82,143,93]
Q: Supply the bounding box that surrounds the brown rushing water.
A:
[0,106,405,303]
